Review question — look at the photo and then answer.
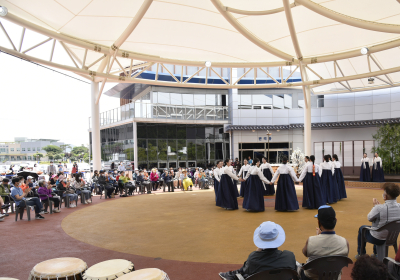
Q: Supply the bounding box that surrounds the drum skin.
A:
[29,258,87,280]
[115,269,167,280]
[83,259,134,280]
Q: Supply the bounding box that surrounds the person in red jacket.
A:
[150,168,159,191]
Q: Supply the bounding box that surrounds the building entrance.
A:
[239,142,292,164]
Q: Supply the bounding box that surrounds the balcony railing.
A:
[89,103,229,128]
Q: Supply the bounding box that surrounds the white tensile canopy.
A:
[1,0,399,167]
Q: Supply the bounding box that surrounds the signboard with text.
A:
[258,136,272,142]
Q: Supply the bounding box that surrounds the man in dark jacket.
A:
[219,221,296,280]
[98,170,114,198]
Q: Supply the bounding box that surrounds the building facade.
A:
[90,68,400,174]
[0,138,65,162]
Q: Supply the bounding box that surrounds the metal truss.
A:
[1,0,400,98]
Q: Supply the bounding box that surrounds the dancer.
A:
[213,161,222,201]
[238,159,251,197]
[229,163,240,197]
[260,157,275,196]
[372,153,385,182]
[271,157,299,211]
[216,159,241,210]
[360,153,371,182]
[299,155,324,209]
[320,155,338,204]
[242,158,270,212]
[333,154,347,199]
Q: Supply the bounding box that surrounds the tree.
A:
[71,145,89,161]
[60,144,72,153]
[54,153,63,160]
[42,145,63,155]
[372,124,400,174]
[32,152,44,161]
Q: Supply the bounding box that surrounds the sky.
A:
[0,20,120,146]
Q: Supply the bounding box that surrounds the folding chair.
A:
[301,255,353,280]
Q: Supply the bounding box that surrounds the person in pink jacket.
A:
[150,168,159,191]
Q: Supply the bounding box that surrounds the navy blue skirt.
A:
[302,172,325,209]
[239,171,248,197]
[372,162,385,182]
[320,170,338,204]
[216,174,238,210]
[275,174,299,211]
[214,178,219,201]
[360,162,371,182]
[243,175,265,212]
[335,168,347,199]
[263,169,275,196]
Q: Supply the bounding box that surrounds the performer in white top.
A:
[270,157,299,211]
[332,154,347,200]
[298,155,324,209]
[229,164,239,197]
[213,161,223,201]
[320,155,339,204]
[260,157,275,195]
[372,152,385,182]
[360,153,371,182]
[242,158,270,212]
[216,159,242,210]
[238,159,251,197]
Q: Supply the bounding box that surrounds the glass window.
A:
[182,94,193,105]
[17,148,20,151]
[148,140,157,161]
[157,124,167,139]
[137,123,147,138]
[158,140,168,161]
[206,94,215,106]
[210,143,215,162]
[178,139,187,160]
[194,94,206,106]
[205,127,214,139]
[147,124,157,139]
[10,148,14,152]
[168,140,177,160]
[17,156,21,160]
[215,142,223,160]
[28,156,31,160]
[187,140,196,160]
[196,140,205,160]
[170,93,182,105]
[186,126,196,139]
[138,139,147,162]
[177,125,186,139]
[32,148,35,151]
[196,126,205,139]
[22,148,25,151]
[158,92,170,104]
[167,124,176,139]
[37,147,40,151]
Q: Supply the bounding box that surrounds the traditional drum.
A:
[83,259,134,280]
[28,257,87,280]
[116,269,170,280]
[0,278,19,280]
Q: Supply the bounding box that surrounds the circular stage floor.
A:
[62,187,395,265]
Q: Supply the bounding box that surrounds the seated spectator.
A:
[356,183,400,259]
[387,243,400,279]
[0,178,11,216]
[132,169,138,181]
[119,171,133,195]
[351,255,389,280]
[10,177,45,220]
[150,168,159,191]
[143,168,149,180]
[37,180,60,213]
[72,173,91,204]
[161,169,173,192]
[98,170,114,198]
[299,205,349,280]
[219,221,296,280]
[58,179,78,207]
[181,169,193,191]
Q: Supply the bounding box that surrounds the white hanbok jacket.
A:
[271,164,299,183]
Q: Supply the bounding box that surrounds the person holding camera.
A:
[10,177,45,219]
[161,169,172,192]
[38,180,61,213]
[58,178,78,207]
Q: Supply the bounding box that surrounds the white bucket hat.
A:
[253,221,286,249]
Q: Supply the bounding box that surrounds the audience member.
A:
[351,255,389,280]
[10,177,45,219]
[150,168,159,191]
[356,183,400,258]
[388,242,400,279]
[219,221,296,280]
[58,179,78,207]
[98,170,114,199]
[47,161,57,175]
[37,180,61,213]
[72,173,91,204]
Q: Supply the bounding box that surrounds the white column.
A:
[91,81,102,171]
[133,121,138,170]
[303,87,312,156]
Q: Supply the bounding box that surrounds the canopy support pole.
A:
[91,81,101,171]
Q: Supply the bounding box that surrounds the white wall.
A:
[232,87,400,126]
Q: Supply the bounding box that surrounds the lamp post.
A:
[266,130,272,163]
